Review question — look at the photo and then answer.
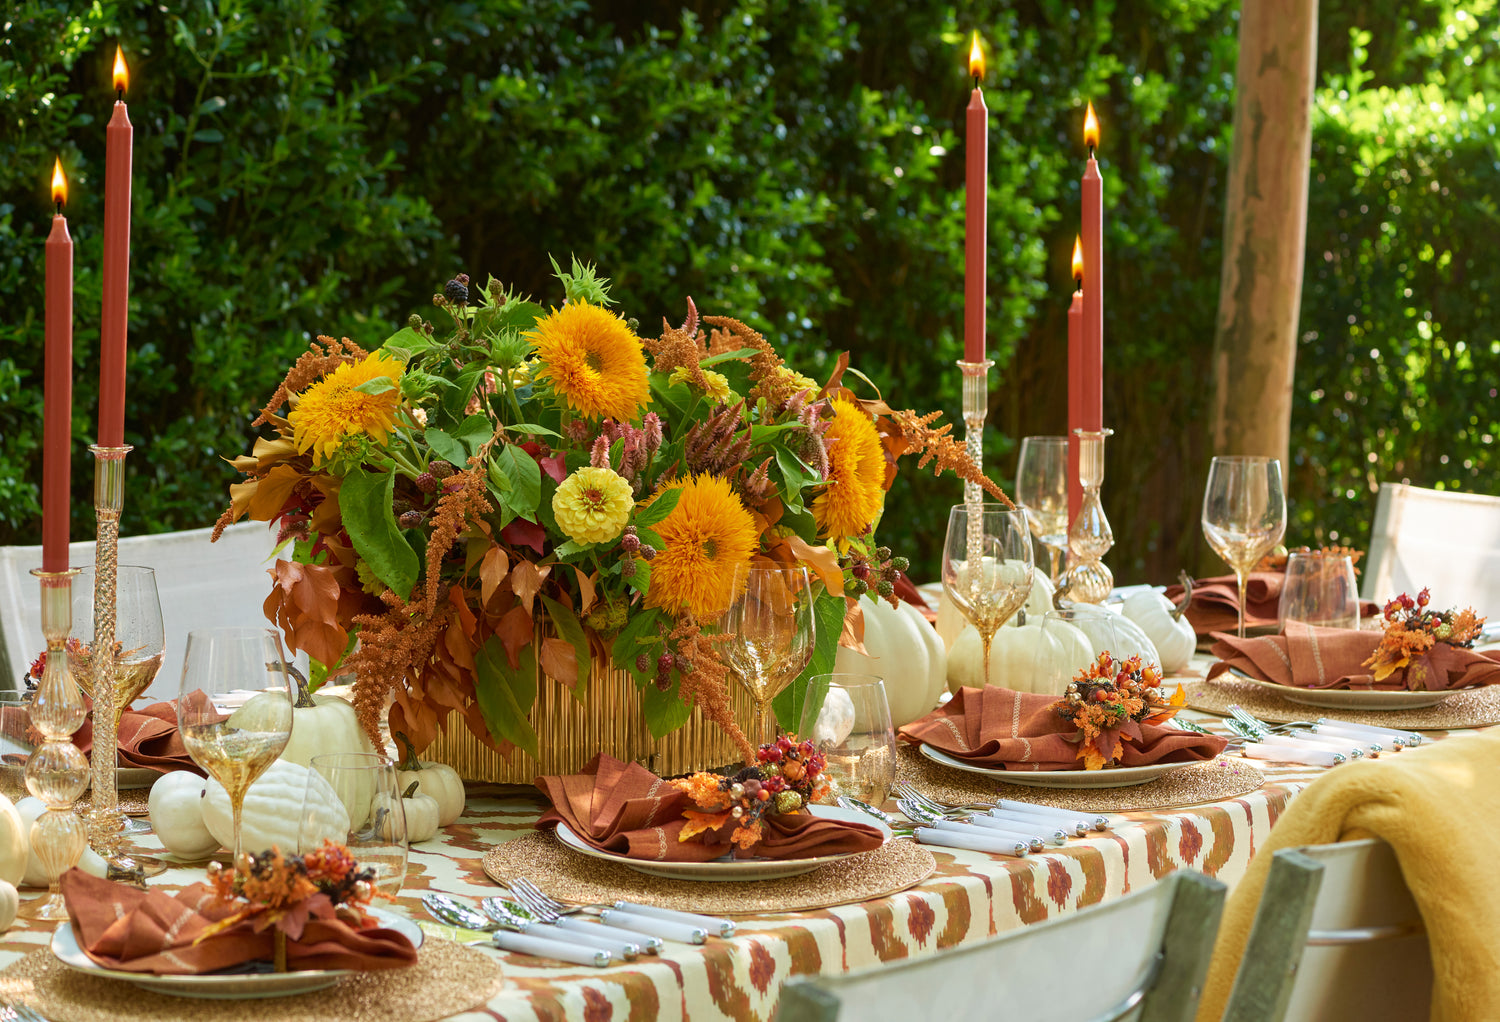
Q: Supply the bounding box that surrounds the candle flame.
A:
[113,45,128,94]
[1083,102,1100,151]
[1071,236,1084,283]
[968,32,985,81]
[51,158,67,207]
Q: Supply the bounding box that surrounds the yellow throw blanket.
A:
[1197,725,1500,1021]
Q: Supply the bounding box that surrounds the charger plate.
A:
[1183,676,1500,730]
[553,803,892,881]
[51,907,422,999]
[1230,668,1454,710]
[918,745,1197,789]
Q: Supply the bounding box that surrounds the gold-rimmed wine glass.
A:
[1016,435,1070,582]
[176,628,294,872]
[942,504,1035,684]
[1201,456,1288,638]
[718,564,816,748]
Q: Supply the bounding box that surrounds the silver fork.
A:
[509,877,711,944]
[894,783,972,819]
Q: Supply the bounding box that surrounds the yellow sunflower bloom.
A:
[812,397,887,541]
[553,466,634,546]
[668,366,733,402]
[645,474,759,620]
[288,352,406,465]
[529,301,650,421]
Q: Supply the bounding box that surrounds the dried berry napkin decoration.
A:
[1364,588,1485,684]
[673,737,830,850]
[1052,652,1185,770]
[196,840,384,948]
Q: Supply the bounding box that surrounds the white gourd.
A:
[376,784,441,844]
[394,734,466,827]
[810,687,857,745]
[1068,607,1161,666]
[147,770,221,859]
[1122,576,1197,674]
[833,596,947,728]
[0,879,16,931]
[16,797,107,885]
[229,672,376,771]
[947,612,1093,696]
[935,568,1055,649]
[202,759,349,855]
[0,795,28,887]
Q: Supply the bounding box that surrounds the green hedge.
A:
[1,0,1495,583]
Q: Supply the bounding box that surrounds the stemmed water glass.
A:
[176,628,294,872]
[942,504,1035,685]
[1015,436,1070,582]
[718,564,816,747]
[1201,456,1287,638]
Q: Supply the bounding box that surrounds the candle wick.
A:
[54,201,62,216]
[972,75,980,90]
[117,87,124,102]
[1088,144,1095,160]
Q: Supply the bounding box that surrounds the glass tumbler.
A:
[302,752,407,896]
[1278,552,1361,631]
[798,674,896,807]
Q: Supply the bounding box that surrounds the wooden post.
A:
[1209,0,1318,466]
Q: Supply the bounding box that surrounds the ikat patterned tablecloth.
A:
[0,752,1322,1022]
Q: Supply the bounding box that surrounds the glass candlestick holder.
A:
[22,568,90,920]
[1063,428,1115,604]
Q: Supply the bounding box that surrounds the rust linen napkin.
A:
[1206,621,1500,691]
[76,700,201,774]
[60,868,418,975]
[535,753,883,861]
[1164,573,1380,636]
[897,685,1226,770]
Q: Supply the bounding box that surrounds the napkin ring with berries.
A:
[673,737,830,850]
[1052,652,1185,770]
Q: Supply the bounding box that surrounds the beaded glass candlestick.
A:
[1063,428,1114,604]
[958,358,995,568]
[23,569,90,920]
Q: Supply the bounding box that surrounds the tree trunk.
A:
[1210,0,1318,466]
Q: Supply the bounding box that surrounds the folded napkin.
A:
[1195,725,1500,1022]
[1206,621,1500,691]
[1165,573,1379,636]
[59,868,417,975]
[535,753,884,861]
[897,685,1226,770]
[0,700,201,777]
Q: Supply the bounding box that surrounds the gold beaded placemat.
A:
[1182,677,1500,730]
[894,744,1264,813]
[0,937,502,1022]
[483,831,935,915]
[72,788,152,816]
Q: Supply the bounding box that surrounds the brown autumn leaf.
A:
[786,535,844,595]
[244,463,303,522]
[539,637,579,690]
[480,546,510,610]
[263,559,347,666]
[496,604,534,669]
[510,560,549,616]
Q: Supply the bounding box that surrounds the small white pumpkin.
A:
[936,567,1055,649]
[202,759,350,855]
[833,595,947,727]
[16,797,107,885]
[1122,574,1197,674]
[147,770,221,859]
[377,782,440,844]
[229,669,377,771]
[0,879,16,930]
[0,795,27,887]
[394,734,466,827]
[947,610,1093,696]
[1051,584,1161,666]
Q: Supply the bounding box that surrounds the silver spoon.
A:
[483,897,643,960]
[422,893,611,968]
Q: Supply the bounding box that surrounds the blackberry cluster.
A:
[843,546,910,599]
[444,272,471,306]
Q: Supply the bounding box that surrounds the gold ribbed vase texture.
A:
[426,635,758,782]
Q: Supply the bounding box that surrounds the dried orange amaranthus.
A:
[668,619,754,765]
[347,589,453,749]
[890,409,1013,506]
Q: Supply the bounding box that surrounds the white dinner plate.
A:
[1231,669,1457,710]
[918,744,1197,789]
[554,804,891,882]
[51,906,421,999]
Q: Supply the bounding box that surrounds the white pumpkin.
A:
[1063,605,1161,666]
[947,613,1093,696]
[202,759,350,855]
[935,567,1055,649]
[0,795,27,887]
[15,797,107,885]
[0,879,16,931]
[229,672,377,771]
[395,734,467,827]
[1122,576,1197,674]
[147,770,221,859]
[377,783,440,844]
[833,596,947,727]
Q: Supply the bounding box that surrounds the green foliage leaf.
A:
[453,414,494,454]
[381,327,435,362]
[633,487,681,527]
[541,595,593,701]
[352,377,397,396]
[643,677,693,738]
[493,443,542,519]
[611,608,662,684]
[627,557,652,595]
[338,467,419,599]
[424,428,469,468]
[700,347,760,366]
[474,636,539,759]
[773,590,848,731]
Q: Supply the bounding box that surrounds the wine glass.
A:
[70,565,164,843]
[718,564,816,748]
[1278,551,1360,631]
[176,628,294,872]
[1201,456,1288,638]
[1016,436,1071,582]
[798,674,896,806]
[942,504,1035,685]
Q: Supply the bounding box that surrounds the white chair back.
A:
[1362,482,1500,613]
[777,870,1224,1022]
[0,522,282,702]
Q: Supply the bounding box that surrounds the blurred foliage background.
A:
[2,0,1496,582]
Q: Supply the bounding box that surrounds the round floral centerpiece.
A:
[215,261,1007,767]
